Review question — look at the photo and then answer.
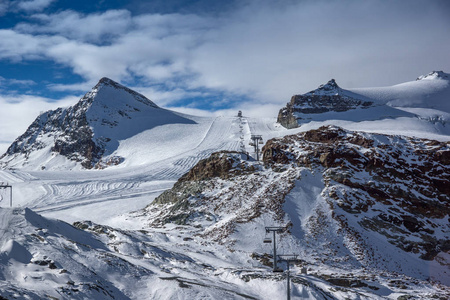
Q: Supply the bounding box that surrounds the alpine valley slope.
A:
[144,126,450,296]
[0,77,288,222]
[0,72,449,299]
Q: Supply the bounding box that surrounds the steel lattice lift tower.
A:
[249,134,263,161]
[264,226,284,272]
[278,255,299,300]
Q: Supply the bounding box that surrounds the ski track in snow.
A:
[1,111,448,226]
[33,188,167,214]
[0,116,285,225]
[1,75,449,299]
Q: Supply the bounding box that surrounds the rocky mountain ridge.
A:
[262,126,449,261]
[277,79,374,128]
[145,126,449,293]
[278,71,450,130]
[0,77,194,169]
[416,70,449,81]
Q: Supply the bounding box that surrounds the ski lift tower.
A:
[264,226,284,272]
[0,183,12,207]
[278,255,299,300]
[250,135,263,161]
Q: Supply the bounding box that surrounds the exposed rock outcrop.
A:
[149,151,268,226]
[1,77,194,169]
[147,126,449,285]
[416,70,449,80]
[277,79,373,128]
[146,150,295,236]
[262,126,450,261]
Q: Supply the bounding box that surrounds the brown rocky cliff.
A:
[262,126,450,260]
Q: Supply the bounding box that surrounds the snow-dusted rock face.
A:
[147,151,275,227]
[0,208,136,299]
[2,208,273,299]
[263,126,449,260]
[278,71,450,130]
[416,70,449,81]
[146,126,450,292]
[277,79,374,128]
[0,77,195,169]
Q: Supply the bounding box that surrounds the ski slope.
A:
[1,71,448,226]
[0,207,354,300]
[0,72,449,299]
[1,108,449,226]
[0,114,448,299]
[0,116,288,226]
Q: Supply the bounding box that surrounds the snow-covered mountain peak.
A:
[0,78,195,170]
[349,70,450,114]
[86,77,158,109]
[416,70,449,81]
[97,76,118,86]
[306,78,341,96]
[278,79,379,128]
[278,70,450,129]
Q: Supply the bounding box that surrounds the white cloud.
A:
[47,81,94,93]
[0,0,449,118]
[16,10,133,43]
[0,29,63,61]
[24,0,450,105]
[169,102,283,119]
[16,0,56,12]
[0,94,78,154]
[134,86,207,108]
[188,0,450,102]
[46,40,132,82]
[7,12,208,86]
[167,106,215,117]
[0,76,36,87]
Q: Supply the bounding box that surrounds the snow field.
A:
[0,116,288,226]
[1,71,450,298]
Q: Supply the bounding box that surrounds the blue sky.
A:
[0,0,449,152]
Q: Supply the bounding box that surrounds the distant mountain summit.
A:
[1,78,194,169]
[277,79,376,128]
[416,70,449,81]
[278,71,450,129]
[352,70,450,112]
[95,77,159,107]
[305,78,342,95]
